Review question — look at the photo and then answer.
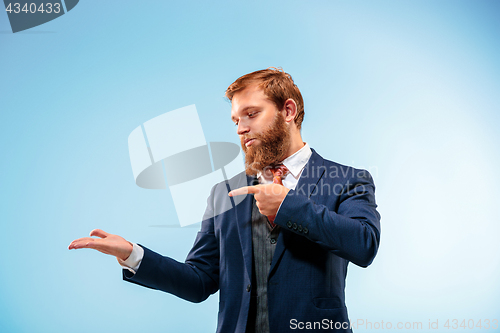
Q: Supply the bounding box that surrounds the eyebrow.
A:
[231,106,260,122]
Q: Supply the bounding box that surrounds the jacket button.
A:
[298,225,303,232]
[246,284,251,292]
[303,227,309,235]
[292,223,298,230]
[287,221,293,228]
[270,238,277,244]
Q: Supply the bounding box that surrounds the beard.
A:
[241,112,291,176]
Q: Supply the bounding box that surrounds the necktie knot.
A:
[270,164,289,185]
[265,164,288,228]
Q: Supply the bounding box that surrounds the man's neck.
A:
[282,136,305,161]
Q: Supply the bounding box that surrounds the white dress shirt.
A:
[118,143,312,274]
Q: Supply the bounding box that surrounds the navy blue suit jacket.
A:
[123,148,381,332]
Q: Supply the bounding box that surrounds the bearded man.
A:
[69,68,381,333]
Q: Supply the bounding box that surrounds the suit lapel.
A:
[269,149,326,277]
[232,174,256,282]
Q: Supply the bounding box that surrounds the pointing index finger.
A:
[228,186,259,197]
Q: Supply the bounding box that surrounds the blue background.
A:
[1,0,499,332]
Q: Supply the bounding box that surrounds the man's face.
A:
[231,85,291,175]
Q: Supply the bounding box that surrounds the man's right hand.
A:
[68,229,133,261]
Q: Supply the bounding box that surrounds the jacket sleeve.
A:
[275,169,381,267]
[122,184,220,303]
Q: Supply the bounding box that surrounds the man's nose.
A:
[237,121,250,135]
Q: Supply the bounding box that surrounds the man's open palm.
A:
[68,229,133,261]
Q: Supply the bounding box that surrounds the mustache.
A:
[241,133,262,142]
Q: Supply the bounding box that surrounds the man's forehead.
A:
[231,86,270,115]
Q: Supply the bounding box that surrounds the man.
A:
[69,68,381,332]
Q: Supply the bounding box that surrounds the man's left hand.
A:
[229,184,289,217]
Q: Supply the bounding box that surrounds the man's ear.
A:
[283,99,297,123]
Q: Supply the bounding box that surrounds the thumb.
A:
[90,229,109,238]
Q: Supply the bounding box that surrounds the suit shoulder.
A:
[312,150,374,183]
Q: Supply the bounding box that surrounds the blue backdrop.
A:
[1,1,499,332]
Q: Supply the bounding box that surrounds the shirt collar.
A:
[257,142,312,182]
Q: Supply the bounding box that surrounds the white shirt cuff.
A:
[117,242,144,274]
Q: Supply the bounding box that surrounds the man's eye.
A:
[248,113,255,117]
